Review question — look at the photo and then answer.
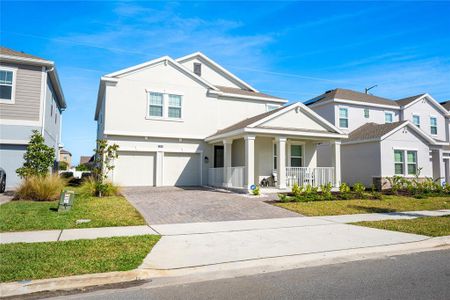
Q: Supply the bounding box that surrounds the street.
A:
[51,249,450,300]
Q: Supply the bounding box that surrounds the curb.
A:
[1,236,449,298]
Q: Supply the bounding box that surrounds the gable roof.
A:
[395,94,426,106]
[214,85,284,101]
[60,149,72,155]
[305,88,398,108]
[176,51,258,92]
[346,121,438,145]
[206,102,346,142]
[0,46,67,110]
[441,101,450,111]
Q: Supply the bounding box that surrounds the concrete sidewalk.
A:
[0,209,448,244]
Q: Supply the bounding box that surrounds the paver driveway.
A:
[122,187,300,224]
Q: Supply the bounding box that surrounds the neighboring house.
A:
[95,52,347,190]
[59,149,72,168]
[306,89,450,188]
[79,156,92,165]
[0,47,66,189]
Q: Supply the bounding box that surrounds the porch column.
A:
[276,137,287,189]
[331,140,341,187]
[432,149,445,185]
[244,135,255,190]
[223,139,233,187]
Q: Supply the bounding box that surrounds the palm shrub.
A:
[15,174,66,201]
[339,182,351,199]
[353,182,366,198]
[79,177,120,197]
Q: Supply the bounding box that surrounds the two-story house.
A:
[0,47,67,189]
[95,52,347,190]
[306,89,450,188]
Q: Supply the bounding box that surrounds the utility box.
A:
[58,191,74,212]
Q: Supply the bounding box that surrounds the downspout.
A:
[41,66,54,135]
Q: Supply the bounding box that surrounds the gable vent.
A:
[193,62,202,76]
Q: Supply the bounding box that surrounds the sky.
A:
[1,1,450,165]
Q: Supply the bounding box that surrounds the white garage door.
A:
[113,151,155,186]
[163,153,201,186]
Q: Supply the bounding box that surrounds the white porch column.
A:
[332,141,341,187]
[244,135,255,190]
[223,139,233,187]
[276,137,287,189]
[432,149,445,185]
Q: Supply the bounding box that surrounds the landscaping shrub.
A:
[79,178,120,197]
[353,182,366,198]
[320,183,333,200]
[291,183,302,197]
[15,175,66,201]
[252,186,261,196]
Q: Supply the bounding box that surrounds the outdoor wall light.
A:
[204,156,209,163]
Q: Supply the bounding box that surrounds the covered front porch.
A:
[207,135,341,191]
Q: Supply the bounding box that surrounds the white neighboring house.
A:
[306,89,450,189]
[95,52,347,190]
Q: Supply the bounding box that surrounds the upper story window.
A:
[193,63,201,76]
[412,115,420,128]
[149,92,164,117]
[364,108,370,118]
[339,108,348,128]
[385,112,393,123]
[430,117,437,135]
[267,104,280,112]
[147,92,183,119]
[168,95,182,118]
[0,68,16,102]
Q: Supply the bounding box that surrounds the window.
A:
[430,117,437,135]
[394,150,404,175]
[168,95,182,118]
[385,112,393,123]
[364,108,369,118]
[149,92,163,117]
[290,144,303,167]
[0,69,14,101]
[267,104,280,112]
[193,63,201,76]
[273,143,277,170]
[339,108,348,128]
[407,151,417,175]
[412,115,420,128]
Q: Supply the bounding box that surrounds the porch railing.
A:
[208,166,245,188]
[286,167,335,188]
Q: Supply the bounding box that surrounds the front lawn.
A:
[274,195,450,216]
[0,235,160,282]
[353,215,450,237]
[0,191,145,232]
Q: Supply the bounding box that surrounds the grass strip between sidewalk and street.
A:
[352,215,450,237]
[0,192,145,232]
[0,235,160,283]
[274,195,450,216]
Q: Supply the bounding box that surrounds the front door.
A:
[214,145,224,168]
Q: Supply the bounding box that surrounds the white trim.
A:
[0,139,29,145]
[0,119,41,126]
[104,130,206,140]
[401,93,449,115]
[0,66,17,104]
[0,54,54,67]
[40,66,47,135]
[176,51,258,92]
[266,103,281,112]
[208,89,287,103]
[146,90,184,121]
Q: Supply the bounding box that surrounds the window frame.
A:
[288,142,304,167]
[0,66,17,104]
[430,116,437,135]
[338,107,349,128]
[412,114,420,128]
[364,108,370,119]
[394,150,404,175]
[146,91,184,121]
[168,94,182,119]
[384,112,393,124]
[406,150,417,175]
[394,149,418,176]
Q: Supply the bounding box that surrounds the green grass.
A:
[353,215,450,237]
[0,235,160,282]
[274,195,450,216]
[0,190,146,232]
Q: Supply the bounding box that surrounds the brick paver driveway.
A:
[122,187,300,224]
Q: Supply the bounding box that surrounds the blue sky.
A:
[2,1,450,164]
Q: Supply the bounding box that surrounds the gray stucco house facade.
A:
[0,47,66,189]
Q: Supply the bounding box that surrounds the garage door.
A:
[113,151,155,186]
[163,153,201,186]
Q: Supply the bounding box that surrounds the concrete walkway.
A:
[1,210,448,245]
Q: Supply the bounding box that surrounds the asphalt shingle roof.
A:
[440,101,450,111]
[215,85,284,100]
[347,121,407,142]
[306,88,398,107]
[0,46,46,60]
[395,94,426,106]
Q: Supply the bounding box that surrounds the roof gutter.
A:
[208,89,287,103]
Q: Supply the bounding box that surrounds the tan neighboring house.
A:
[0,46,67,189]
[79,156,92,165]
[59,149,72,168]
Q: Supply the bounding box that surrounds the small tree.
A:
[92,139,119,197]
[16,130,55,178]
